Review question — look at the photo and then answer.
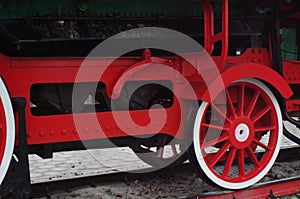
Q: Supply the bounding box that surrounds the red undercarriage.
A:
[0,47,293,146]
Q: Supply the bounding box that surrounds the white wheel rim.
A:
[0,77,15,186]
[193,78,282,189]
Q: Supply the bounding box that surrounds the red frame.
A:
[0,0,294,146]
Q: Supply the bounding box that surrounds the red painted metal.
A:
[200,0,228,69]
[279,10,300,114]
[285,100,300,113]
[201,63,293,102]
[0,53,191,145]
[0,0,299,193]
[283,60,300,84]
[198,81,279,183]
[0,0,294,149]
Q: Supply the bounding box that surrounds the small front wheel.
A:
[189,78,282,189]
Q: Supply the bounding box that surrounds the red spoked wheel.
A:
[189,79,282,189]
[0,77,15,186]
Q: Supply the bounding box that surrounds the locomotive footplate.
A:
[0,98,31,199]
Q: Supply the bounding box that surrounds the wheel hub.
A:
[234,123,249,142]
[229,117,255,149]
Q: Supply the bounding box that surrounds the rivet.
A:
[252,58,256,63]
[105,126,110,131]
[155,122,160,127]
[27,133,32,138]
[95,128,100,132]
[39,132,44,137]
[258,58,263,63]
[126,125,130,130]
[50,131,55,136]
[73,129,77,134]
[61,130,66,135]
[84,128,89,133]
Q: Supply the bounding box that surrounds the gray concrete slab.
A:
[29,121,299,184]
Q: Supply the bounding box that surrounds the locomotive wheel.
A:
[132,136,187,169]
[189,79,282,189]
[0,77,15,186]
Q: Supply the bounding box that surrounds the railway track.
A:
[191,176,300,199]
[32,147,300,198]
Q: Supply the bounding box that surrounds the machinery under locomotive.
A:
[0,0,299,197]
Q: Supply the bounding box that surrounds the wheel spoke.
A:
[253,139,271,151]
[226,89,237,118]
[157,147,163,158]
[254,125,276,133]
[211,104,232,123]
[246,91,260,117]
[202,134,229,149]
[246,147,260,167]
[222,148,237,178]
[201,123,230,131]
[238,149,245,177]
[252,105,271,124]
[208,142,230,168]
[170,145,177,158]
[238,85,245,116]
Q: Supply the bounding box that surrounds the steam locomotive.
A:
[0,0,299,197]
